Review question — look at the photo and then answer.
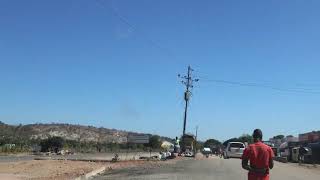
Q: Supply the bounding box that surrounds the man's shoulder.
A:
[260,142,273,151]
[261,142,272,148]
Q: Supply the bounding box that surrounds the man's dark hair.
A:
[253,129,263,140]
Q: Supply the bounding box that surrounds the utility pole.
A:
[195,126,198,140]
[195,125,198,154]
[178,66,199,136]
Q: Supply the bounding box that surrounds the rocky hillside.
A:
[0,121,171,144]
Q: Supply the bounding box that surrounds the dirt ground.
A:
[0,160,105,180]
[0,156,182,180]
[106,157,182,171]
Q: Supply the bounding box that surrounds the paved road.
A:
[0,155,34,163]
[94,157,320,180]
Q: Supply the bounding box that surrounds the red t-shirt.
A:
[242,142,274,177]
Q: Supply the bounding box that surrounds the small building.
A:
[284,136,299,142]
[299,131,320,144]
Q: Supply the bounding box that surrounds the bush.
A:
[40,137,64,153]
[148,135,161,149]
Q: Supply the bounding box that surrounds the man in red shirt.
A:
[242,129,274,180]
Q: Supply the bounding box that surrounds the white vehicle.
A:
[224,142,245,159]
[202,147,212,154]
[185,151,194,157]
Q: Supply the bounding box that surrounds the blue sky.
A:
[1,0,320,141]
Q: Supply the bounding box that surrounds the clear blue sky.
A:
[1,0,320,141]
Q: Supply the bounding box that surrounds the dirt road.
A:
[93,157,320,180]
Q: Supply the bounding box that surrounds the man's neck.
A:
[254,139,262,143]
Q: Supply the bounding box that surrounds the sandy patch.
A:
[0,160,104,180]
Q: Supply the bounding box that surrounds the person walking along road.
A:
[242,129,274,180]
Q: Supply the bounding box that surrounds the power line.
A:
[200,78,320,94]
[95,0,319,95]
[194,70,320,92]
[94,0,175,57]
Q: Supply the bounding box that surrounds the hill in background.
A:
[0,121,173,152]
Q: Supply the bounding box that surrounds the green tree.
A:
[196,141,204,150]
[204,139,221,148]
[238,134,253,144]
[137,144,144,150]
[96,142,102,152]
[128,143,137,150]
[148,135,161,149]
[109,142,120,152]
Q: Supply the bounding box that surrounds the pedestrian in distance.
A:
[242,129,274,180]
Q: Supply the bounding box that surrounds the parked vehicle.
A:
[180,134,195,153]
[185,152,194,157]
[184,149,194,157]
[202,147,212,155]
[224,142,245,159]
[307,142,320,164]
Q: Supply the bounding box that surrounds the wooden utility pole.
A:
[178,66,199,136]
[195,125,198,154]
